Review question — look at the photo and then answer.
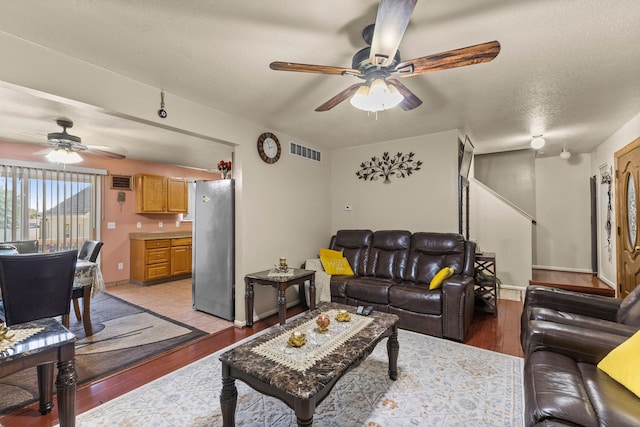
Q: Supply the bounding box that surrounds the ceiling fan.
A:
[270,0,500,112]
[43,119,125,163]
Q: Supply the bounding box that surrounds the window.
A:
[0,161,104,252]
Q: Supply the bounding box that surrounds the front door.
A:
[615,137,640,298]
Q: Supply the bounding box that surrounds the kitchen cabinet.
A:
[130,234,192,285]
[135,174,188,214]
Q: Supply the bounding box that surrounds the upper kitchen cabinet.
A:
[135,174,188,214]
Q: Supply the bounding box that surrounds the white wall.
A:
[591,111,640,289]
[470,180,532,289]
[330,130,460,233]
[0,31,332,326]
[534,154,592,272]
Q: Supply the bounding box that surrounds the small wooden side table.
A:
[474,252,498,316]
[244,268,316,327]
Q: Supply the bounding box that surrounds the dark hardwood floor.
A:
[1,298,524,427]
[530,268,615,296]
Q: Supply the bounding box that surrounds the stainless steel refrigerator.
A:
[192,179,235,320]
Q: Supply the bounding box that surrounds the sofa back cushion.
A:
[330,229,373,276]
[366,230,411,279]
[405,232,467,285]
[616,284,640,326]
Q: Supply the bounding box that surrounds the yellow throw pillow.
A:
[319,248,343,259]
[429,267,454,290]
[320,255,354,276]
[598,330,640,398]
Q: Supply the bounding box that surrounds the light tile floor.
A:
[105,278,234,334]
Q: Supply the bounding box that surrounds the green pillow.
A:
[429,267,454,290]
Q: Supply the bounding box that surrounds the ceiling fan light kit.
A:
[530,136,546,150]
[560,148,571,160]
[45,147,83,164]
[350,78,404,112]
[269,0,500,113]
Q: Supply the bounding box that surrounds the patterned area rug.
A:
[0,293,207,414]
[73,329,524,426]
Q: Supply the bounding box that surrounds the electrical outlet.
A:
[175,221,180,227]
[107,222,116,229]
[344,205,352,211]
[158,221,163,228]
[136,221,142,229]
[117,262,124,270]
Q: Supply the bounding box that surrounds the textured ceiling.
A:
[0,0,638,168]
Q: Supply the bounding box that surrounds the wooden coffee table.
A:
[219,302,399,426]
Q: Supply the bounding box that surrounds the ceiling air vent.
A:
[110,174,133,190]
[290,142,321,162]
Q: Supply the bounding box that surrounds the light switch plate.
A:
[158,221,163,228]
[136,221,142,229]
[107,222,116,229]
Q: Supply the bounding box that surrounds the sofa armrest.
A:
[525,320,629,364]
[524,285,620,321]
[441,274,475,341]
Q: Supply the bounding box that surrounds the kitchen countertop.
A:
[129,231,192,240]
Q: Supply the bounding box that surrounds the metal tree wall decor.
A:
[356,152,423,184]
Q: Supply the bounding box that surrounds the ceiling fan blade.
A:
[270,61,361,77]
[86,146,126,159]
[369,0,417,67]
[387,79,422,111]
[315,83,363,112]
[395,41,501,76]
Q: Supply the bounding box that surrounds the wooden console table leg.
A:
[308,275,316,311]
[277,287,287,325]
[36,362,54,415]
[245,277,254,327]
[387,325,399,380]
[56,353,77,427]
[220,366,238,427]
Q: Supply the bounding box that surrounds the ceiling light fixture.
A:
[559,148,571,160]
[530,136,546,150]
[45,147,83,164]
[350,79,404,112]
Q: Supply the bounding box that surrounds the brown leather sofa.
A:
[328,229,476,341]
[521,286,640,426]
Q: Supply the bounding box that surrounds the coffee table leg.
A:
[294,399,315,426]
[277,288,287,325]
[387,325,399,380]
[220,365,238,427]
[56,358,77,427]
[245,277,254,327]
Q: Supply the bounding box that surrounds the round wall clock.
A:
[257,132,281,164]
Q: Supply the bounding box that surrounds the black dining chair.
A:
[0,249,77,415]
[67,240,103,336]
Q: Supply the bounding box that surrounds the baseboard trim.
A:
[533,265,593,274]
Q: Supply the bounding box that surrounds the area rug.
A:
[0,292,207,414]
[73,329,524,426]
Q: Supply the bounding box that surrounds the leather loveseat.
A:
[328,229,476,341]
[521,286,640,426]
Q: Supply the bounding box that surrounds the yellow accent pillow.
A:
[598,330,640,398]
[429,267,454,290]
[319,248,343,259]
[320,255,354,276]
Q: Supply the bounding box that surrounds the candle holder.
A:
[288,331,307,347]
[335,309,351,322]
[316,313,331,333]
[274,257,289,273]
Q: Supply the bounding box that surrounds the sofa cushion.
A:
[524,351,598,427]
[389,283,441,315]
[345,277,397,305]
[330,230,372,276]
[366,230,411,279]
[616,284,640,326]
[405,233,465,284]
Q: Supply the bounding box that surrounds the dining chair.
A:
[68,240,103,336]
[0,249,77,415]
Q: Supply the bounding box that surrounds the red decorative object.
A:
[316,313,330,332]
[217,160,232,173]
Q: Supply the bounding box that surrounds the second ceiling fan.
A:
[270,0,500,112]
